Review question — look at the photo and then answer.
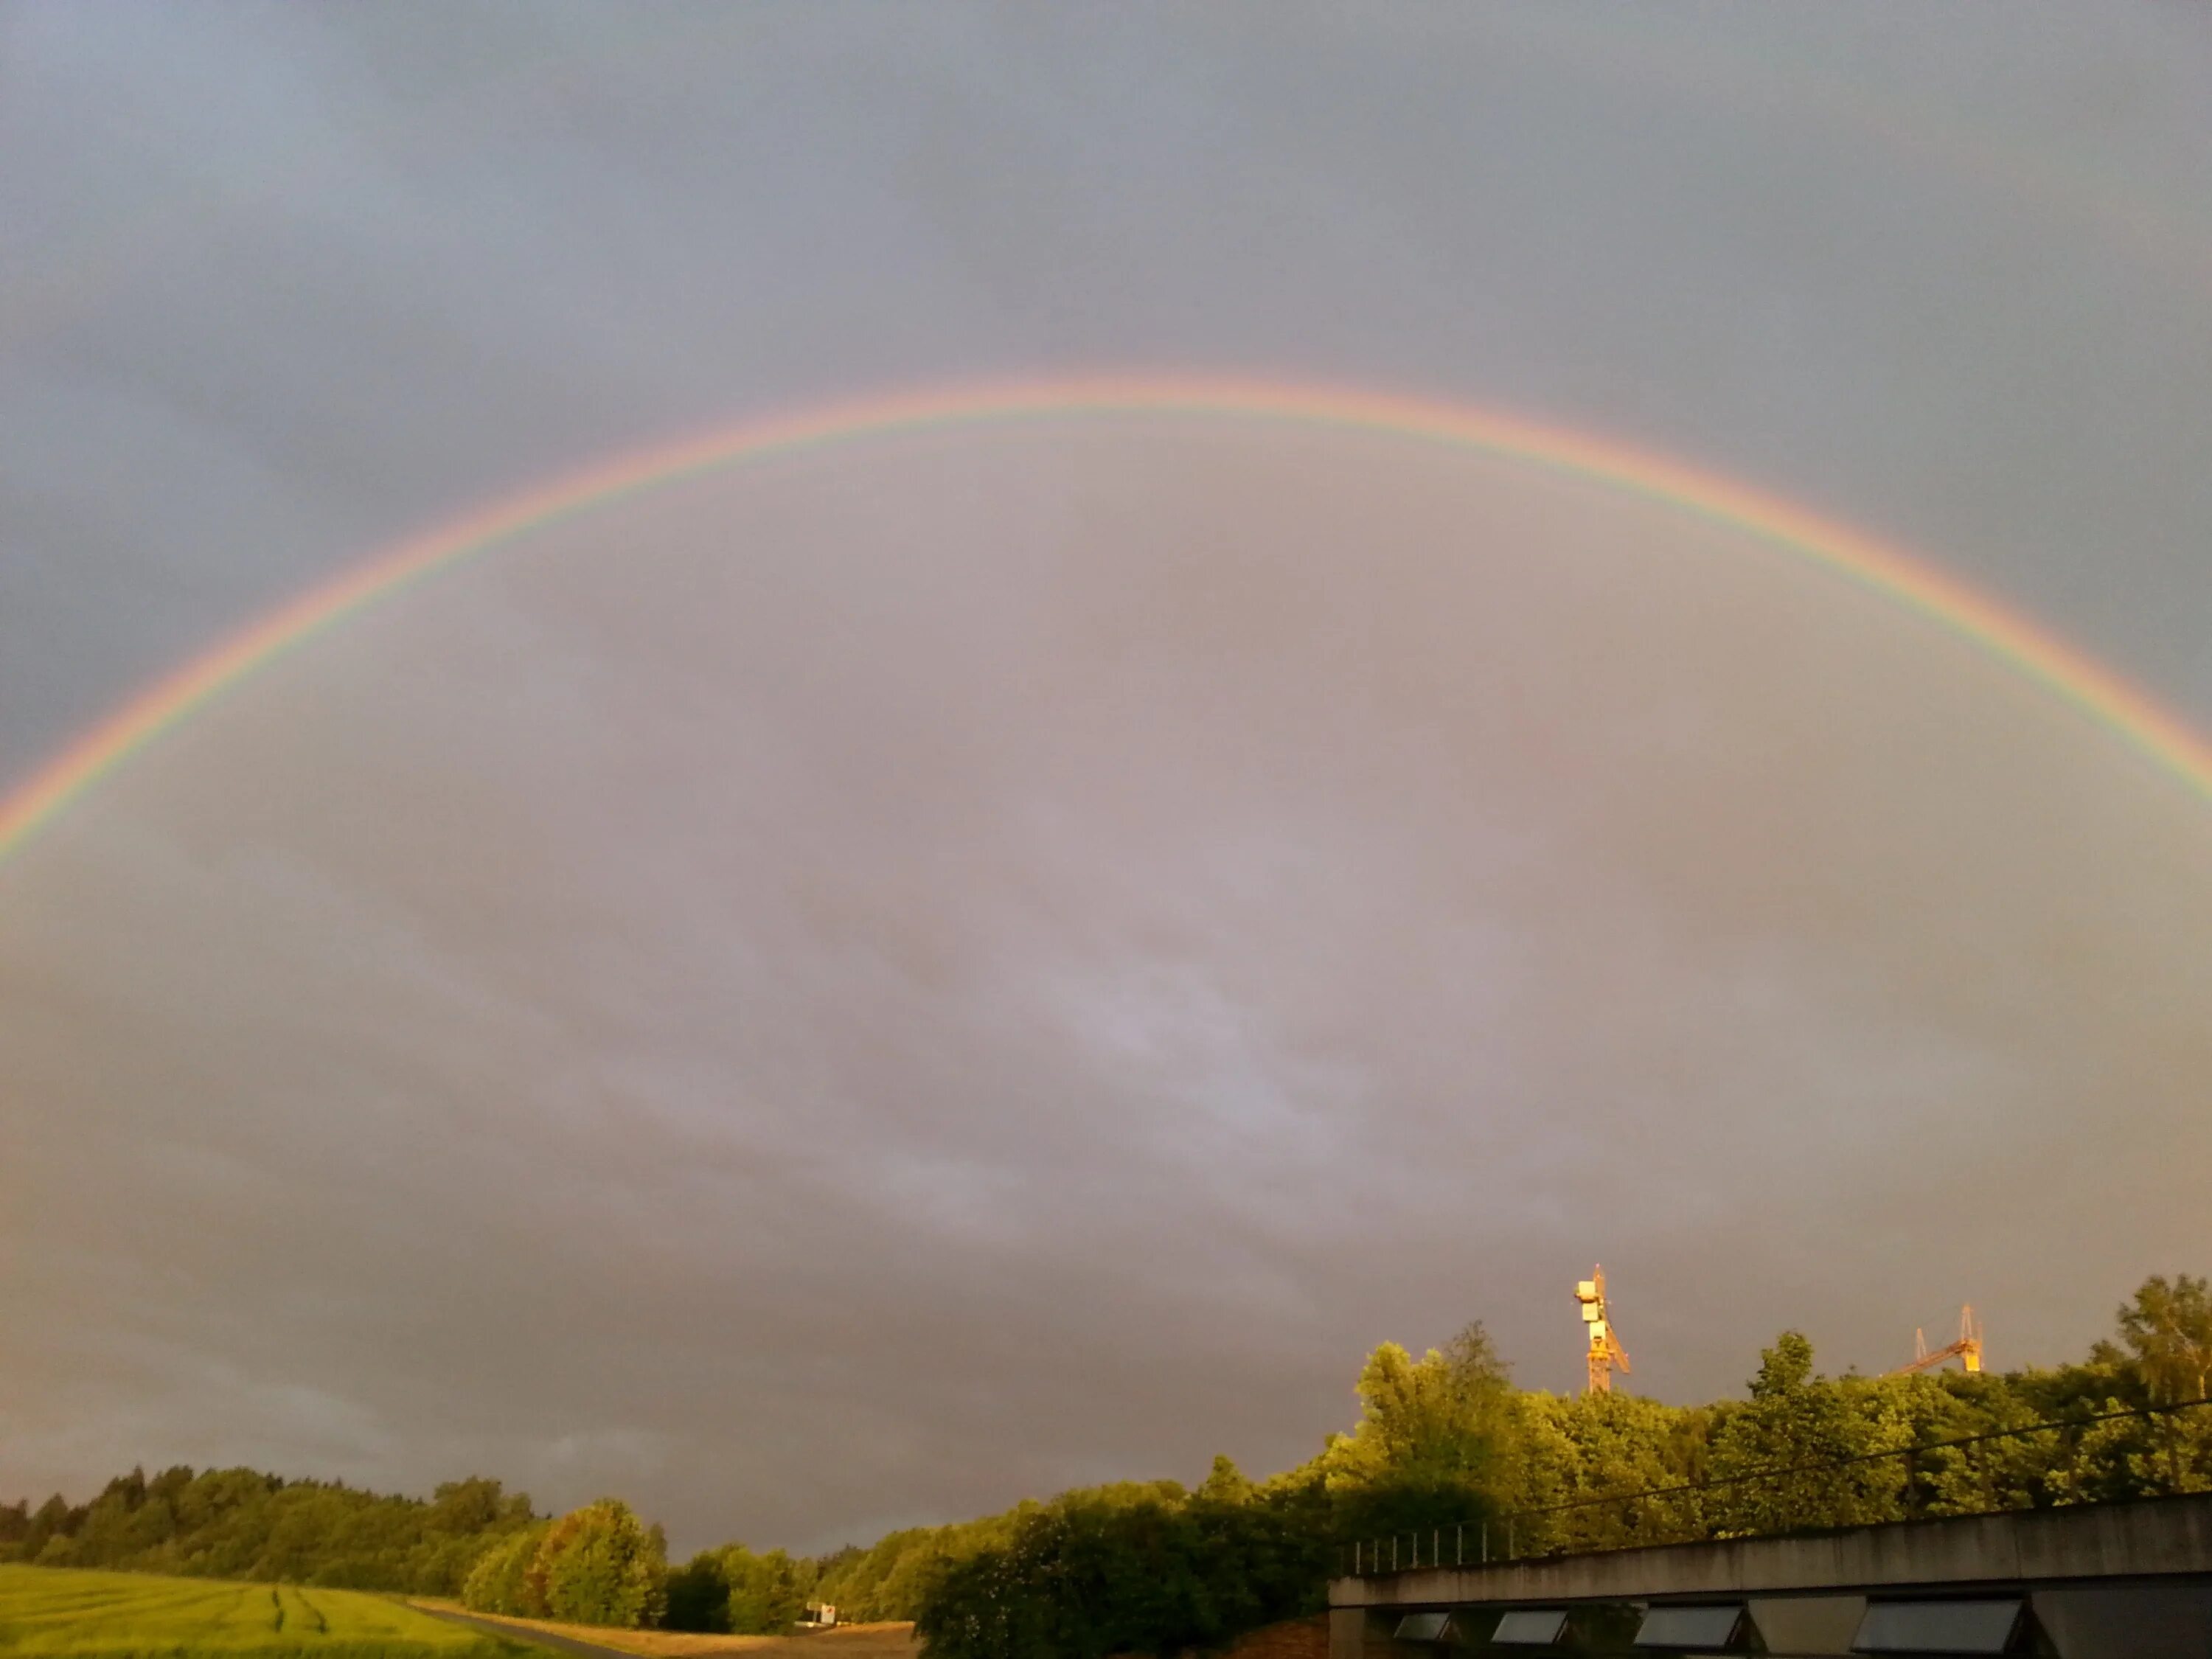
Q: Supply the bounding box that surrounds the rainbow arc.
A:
[4,374,2210,870]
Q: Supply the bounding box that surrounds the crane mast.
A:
[1575,1265,1632,1394]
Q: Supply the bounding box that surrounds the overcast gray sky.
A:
[3,4,2211,1556]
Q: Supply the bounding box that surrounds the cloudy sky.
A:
[3,4,2211,1554]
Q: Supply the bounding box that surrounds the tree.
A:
[1519,1390,1714,1552]
[429,1479,527,1537]
[1708,1333,1890,1534]
[1321,1323,1523,1539]
[658,1543,816,1635]
[814,1520,1012,1623]
[530,1500,668,1629]
[21,1496,77,1564]
[1195,1455,1253,1506]
[463,1523,550,1617]
[663,1552,733,1632]
[2116,1274,2212,1404]
[745,1549,810,1635]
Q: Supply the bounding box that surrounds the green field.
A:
[0,1565,530,1659]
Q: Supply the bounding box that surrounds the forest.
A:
[5,1273,2207,1659]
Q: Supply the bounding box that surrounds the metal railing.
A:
[1340,1394,2212,1578]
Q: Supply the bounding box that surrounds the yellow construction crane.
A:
[1891,1304,1983,1376]
[1575,1265,1632,1394]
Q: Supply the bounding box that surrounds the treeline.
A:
[0,1470,535,1593]
[8,1273,2208,1658]
[0,1470,676,1632]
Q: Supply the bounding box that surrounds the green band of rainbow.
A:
[4,373,2209,869]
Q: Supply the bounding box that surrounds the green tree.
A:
[429,1479,528,1537]
[1195,1455,1253,1506]
[741,1548,813,1634]
[21,1496,78,1564]
[2116,1274,2212,1403]
[1321,1323,1522,1540]
[814,1517,1017,1623]
[1519,1390,1714,1552]
[463,1523,550,1616]
[668,1543,803,1635]
[1709,1333,1893,1534]
[530,1500,668,1629]
[663,1552,733,1632]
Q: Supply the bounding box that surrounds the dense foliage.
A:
[911,1469,1332,1659]
[457,1526,546,1619]
[455,1500,667,1629]
[661,1542,812,1635]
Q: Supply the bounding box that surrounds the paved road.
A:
[414,1606,639,1659]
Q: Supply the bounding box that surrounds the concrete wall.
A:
[1329,1491,2212,1608]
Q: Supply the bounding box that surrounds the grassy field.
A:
[0,1565,528,1659]
[408,1608,914,1659]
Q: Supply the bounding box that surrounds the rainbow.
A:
[4,372,2211,870]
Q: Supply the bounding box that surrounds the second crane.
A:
[1576,1265,1632,1394]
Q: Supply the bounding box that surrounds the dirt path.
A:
[414,1607,642,1659]
[408,1606,917,1659]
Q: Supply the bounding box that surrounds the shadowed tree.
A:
[2115,1275,2212,1404]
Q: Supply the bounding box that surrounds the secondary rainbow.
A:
[4,372,2211,869]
